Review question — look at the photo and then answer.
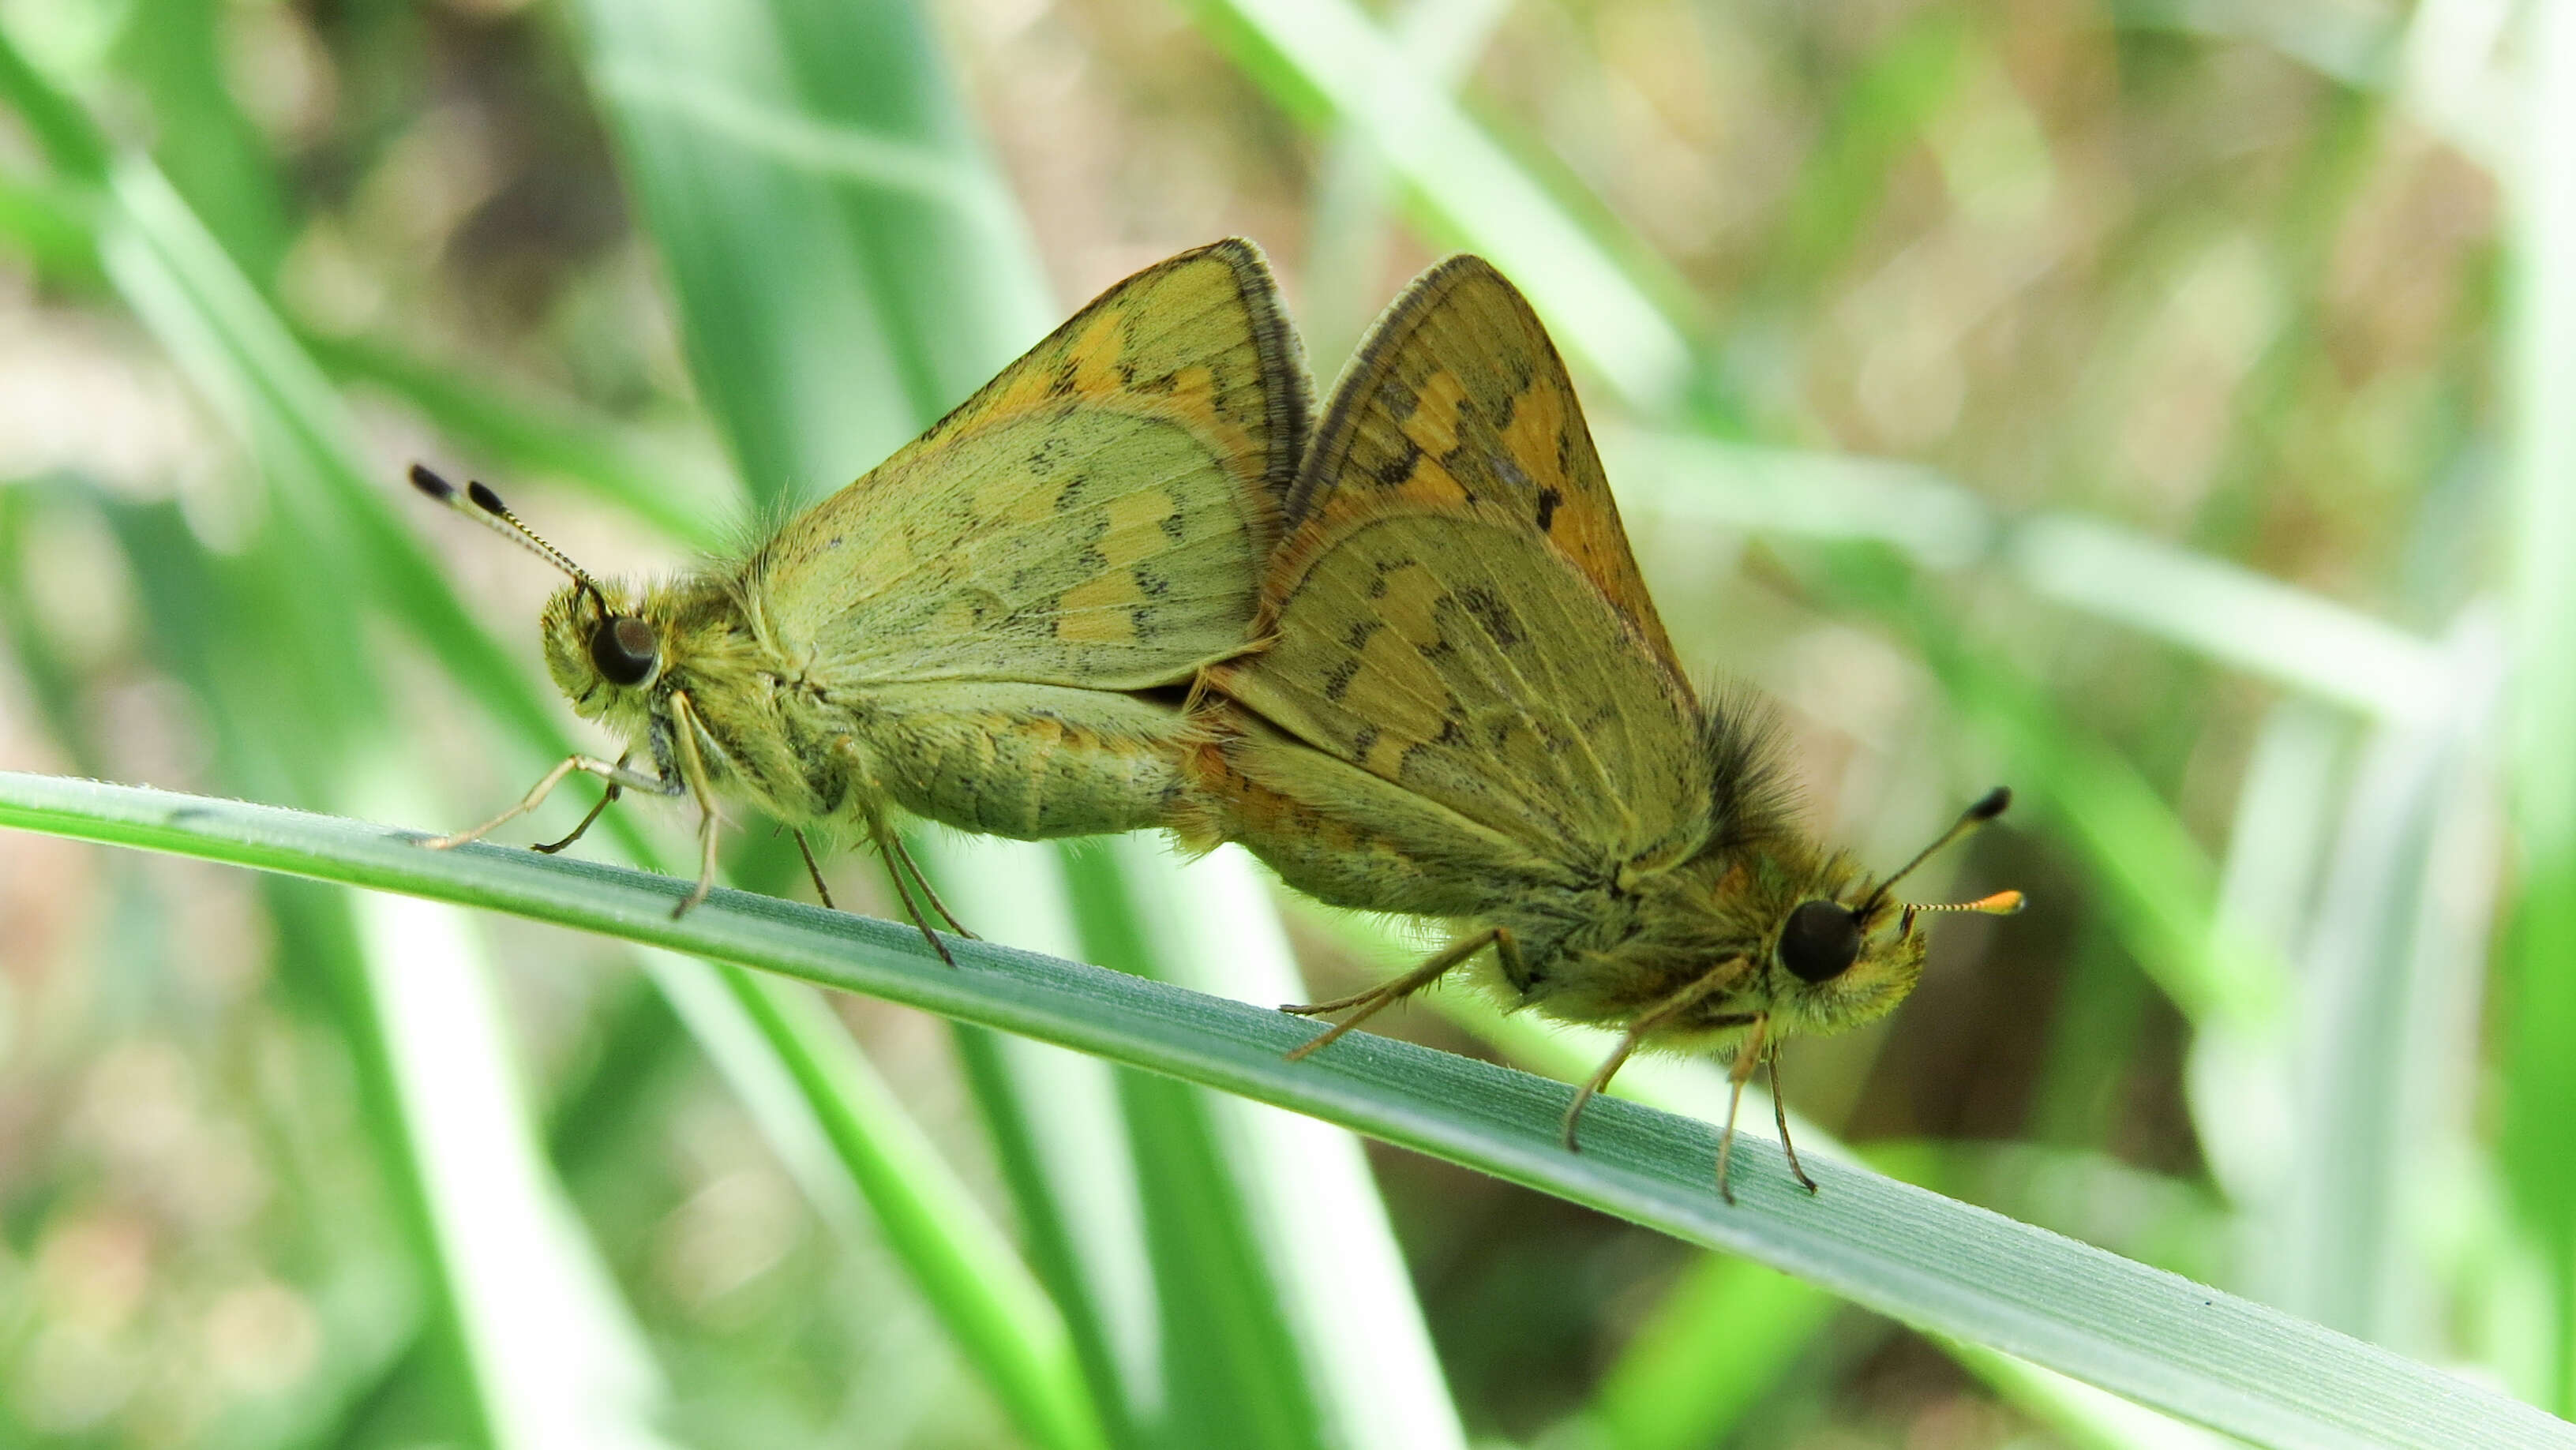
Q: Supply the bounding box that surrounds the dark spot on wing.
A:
[1351,723,1380,759]
[1367,555,1415,600]
[1322,657,1361,702]
[1534,488,1562,531]
[1051,355,1082,396]
[1374,440,1423,490]
[1453,585,1524,651]
[1344,618,1382,651]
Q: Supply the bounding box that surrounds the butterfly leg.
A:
[424,752,677,851]
[532,752,634,853]
[1561,1026,1649,1153]
[1558,971,1752,1154]
[1281,927,1511,1062]
[864,813,960,969]
[666,691,726,919]
[793,829,836,910]
[1769,1055,1817,1193]
[885,834,977,939]
[1713,1014,1772,1206]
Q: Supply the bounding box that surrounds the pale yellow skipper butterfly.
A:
[418,239,1310,957]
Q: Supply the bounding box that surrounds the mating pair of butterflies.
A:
[414,239,2019,1201]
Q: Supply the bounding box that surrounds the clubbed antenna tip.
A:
[1861,784,2019,918]
[409,463,456,500]
[408,462,601,597]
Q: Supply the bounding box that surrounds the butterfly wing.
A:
[1280,255,1683,676]
[1208,256,1710,884]
[751,238,1310,691]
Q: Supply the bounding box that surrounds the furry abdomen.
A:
[839,681,1194,838]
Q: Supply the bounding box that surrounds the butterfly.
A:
[417,239,1311,957]
[1179,255,2018,1198]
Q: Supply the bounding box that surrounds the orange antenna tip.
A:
[1860,785,2019,916]
[1911,889,2025,916]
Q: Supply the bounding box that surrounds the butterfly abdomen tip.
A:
[1970,785,2011,821]
[467,481,509,515]
[409,463,455,500]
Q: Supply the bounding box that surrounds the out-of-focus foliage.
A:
[0,0,2558,1446]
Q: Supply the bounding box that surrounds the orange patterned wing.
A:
[1273,255,1682,679]
[1209,255,1711,871]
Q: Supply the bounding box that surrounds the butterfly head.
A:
[538,575,665,717]
[1752,787,2022,1038]
[411,464,671,724]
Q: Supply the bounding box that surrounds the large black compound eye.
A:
[591,615,658,686]
[1779,899,1862,984]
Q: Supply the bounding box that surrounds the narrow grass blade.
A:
[2504,0,2576,1409]
[345,860,677,1450]
[0,28,1108,1440]
[569,0,1051,503]
[1082,836,1468,1450]
[1300,0,1512,369]
[6,775,2568,1450]
[680,962,1108,1450]
[1609,432,2452,726]
[921,836,1167,1446]
[1587,1254,1839,1450]
[1185,0,1692,410]
[305,334,737,550]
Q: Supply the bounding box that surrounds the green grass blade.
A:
[338,837,677,1449]
[1587,1254,1839,1450]
[1079,836,1468,1450]
[918,837,1166,1444]
[6,774,2568,1450]
[1183,0,1692,411]
[569,0,1050,503]
[304,333,737,550]
[0,18,681,1424]
[1609,433,2451,726]
[686,964,1109,1450]
[2268,645,2500,1349]
[2504,0,2576,1412]
[1300,0,1512,369]
[570,0,1459,1440]
[0,27,1108,1438]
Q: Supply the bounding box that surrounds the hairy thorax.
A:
[1470,837,1923,1052]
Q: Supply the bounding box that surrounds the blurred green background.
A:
[0,0,2559,1444]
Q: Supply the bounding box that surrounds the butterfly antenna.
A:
[1860,785,2015,920]
[410,464,607,608]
